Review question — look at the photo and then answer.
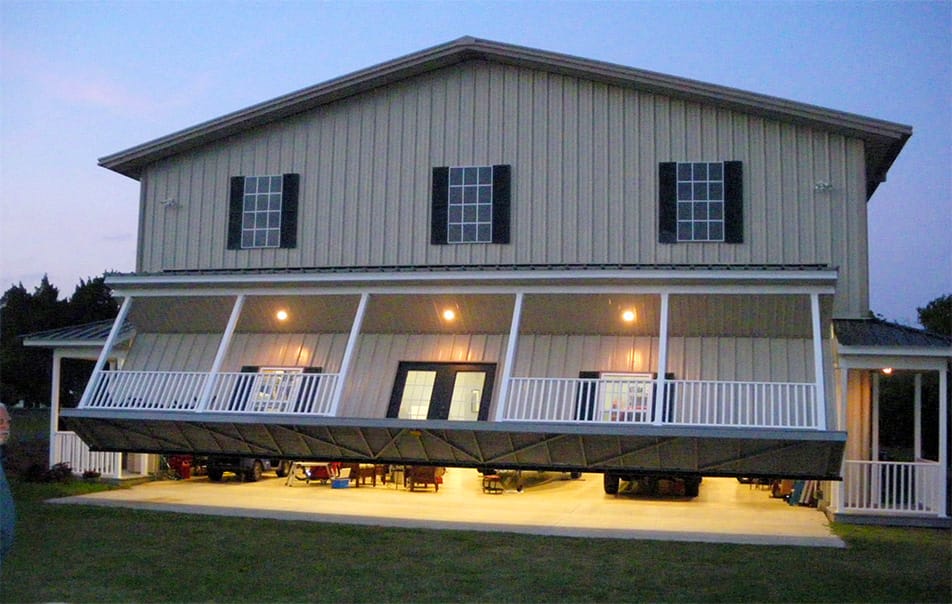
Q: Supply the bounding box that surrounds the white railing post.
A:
[78,296,133,408]
[653,292,670,425]
[914,373,923,460]
[196,294,245,412]
[49,350,63,469]
[810,293,827,430]
[872,372,880,462]
[329,293,369,417]
[495,292,524,422]
[938,367,948,517]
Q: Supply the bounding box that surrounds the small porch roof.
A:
[21,319,135,350]
[834,318,951,349]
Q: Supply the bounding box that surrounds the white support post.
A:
[195,294,245,411]
[653,293,670,425]
[838,367,849,432]
[914,373,923,460]
[872,371,880,462]
[48,350,63,469]
[494,292,524,422]
[835,366,849,515]
[78,296,133,408]
[329,292,369,417]
[938,367,948,517]
[810,293,828,430]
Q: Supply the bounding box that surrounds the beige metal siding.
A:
[513,335,814,383]
[137,60,868,315]
[223,333,350,371]
[122,333,222,371]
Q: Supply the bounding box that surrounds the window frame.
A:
[675,162,726,243]
[447,165,495,244]
[241,175,284,249]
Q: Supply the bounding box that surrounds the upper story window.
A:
[449,166,493,243]
[659,161,743,244]
[677,162,724,242]
[431,164,511,245]
[227,173,299,250]
[242,176,283,248]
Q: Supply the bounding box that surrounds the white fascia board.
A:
[838,354,949,372]
[105,269,838,298]
[23,338,109,349]
[837,345,952,359]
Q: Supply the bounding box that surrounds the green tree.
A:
[917,293,951,336]
[68,276,118,324]
[0,274,117,407]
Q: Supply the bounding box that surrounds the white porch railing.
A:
[203,372,337,415]
[503,377,654,423]
[84,370,209,410]
[81,369,338,416]
[503,377,820,429]
[841,460,944,516]
[54,431,121,477]
[666,380,818,428]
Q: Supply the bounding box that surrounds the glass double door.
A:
[387,362,496,421]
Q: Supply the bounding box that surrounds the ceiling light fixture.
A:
[276,310,289,322]
[622,310,636,323]
[442,309,456,321]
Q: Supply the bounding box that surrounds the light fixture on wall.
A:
[275,310,289,322]
[814,181,833,192]
[881,367,893,375]
[160,198,178,208]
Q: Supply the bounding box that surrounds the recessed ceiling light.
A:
[622,310,636,322]
[442,309,456,321]
[276,310,289,321]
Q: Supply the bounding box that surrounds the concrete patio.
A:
[51,470,843,547]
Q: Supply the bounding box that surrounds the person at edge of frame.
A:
[0,402,16,565]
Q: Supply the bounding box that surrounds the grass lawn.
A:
[0,481,949,603]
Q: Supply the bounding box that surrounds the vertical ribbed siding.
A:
[511,335,812,384]
[137,60,868,316]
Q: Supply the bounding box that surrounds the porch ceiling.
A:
[124,292,824,339]
[62,411,846,480]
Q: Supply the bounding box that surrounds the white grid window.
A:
[677,162,724,242]
[241,175,283,248]
[448,166,493,243]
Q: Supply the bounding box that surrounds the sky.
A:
[1,0,949,328]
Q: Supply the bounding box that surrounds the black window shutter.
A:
[228,365,259,411]
[491,164,511,244]
[575,371,601,421]
[658,162,677,243]
[280,173,299,249]
[227,177,245,250]
[294,366,323,413]
[724,161,743,243]
[431,167,449,245]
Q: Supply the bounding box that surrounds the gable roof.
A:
[99,36,911,197]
